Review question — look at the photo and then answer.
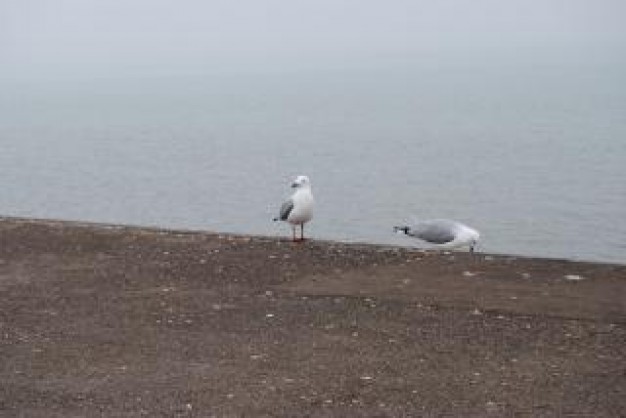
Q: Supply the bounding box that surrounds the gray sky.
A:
[1,0,625,79]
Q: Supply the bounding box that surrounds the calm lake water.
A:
[1,59,625,263]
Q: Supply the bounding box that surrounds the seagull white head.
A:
[291,175,311,189]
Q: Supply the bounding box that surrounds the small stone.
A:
[486,400,498,410]
[266,313,275,318]
[463,271,476,277]
[564,274,585,281]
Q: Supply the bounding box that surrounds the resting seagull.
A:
[394,219,480,252]
[273,175,314,241]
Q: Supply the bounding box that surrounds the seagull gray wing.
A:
[277,198,294,221]
[410,220,458,244]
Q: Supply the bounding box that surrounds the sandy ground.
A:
[0,217,624,417]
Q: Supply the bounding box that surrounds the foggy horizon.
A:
[2,0,626,81]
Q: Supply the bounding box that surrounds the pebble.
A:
[564,274,585,281]
[486,400,498,411]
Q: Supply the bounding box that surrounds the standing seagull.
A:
[273,175,314,241]
[394,219,480,252]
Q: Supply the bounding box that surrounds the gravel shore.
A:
[1,217,624,417]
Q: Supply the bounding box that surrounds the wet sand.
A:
[1,217,624,417]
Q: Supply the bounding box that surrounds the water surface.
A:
[1,59,625,263]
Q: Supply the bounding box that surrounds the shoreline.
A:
[1,215,621,267]
[1,217,624,415]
